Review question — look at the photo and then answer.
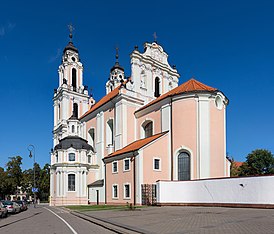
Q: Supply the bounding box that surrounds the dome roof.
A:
[110,62,124,72]
[63,41,78,54]
[54,136,93,151]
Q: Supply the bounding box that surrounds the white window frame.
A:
[112,184,118,199]
[153,157,161,171]
[67,173,76,192]
[123,158,130,172]
[123,183,131,199]
[112,161,118,173]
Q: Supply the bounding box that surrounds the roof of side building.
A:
[104,131,168,159]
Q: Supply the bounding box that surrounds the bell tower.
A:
[106,47,125,94]
[53,26,93,146]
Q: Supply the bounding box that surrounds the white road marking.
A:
[44,207,78,234]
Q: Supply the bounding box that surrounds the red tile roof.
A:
[234,161,244,168]
[104,131,168,159]
[80,85,120,119]
[136,78,217,113]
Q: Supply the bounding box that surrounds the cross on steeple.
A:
[68,23,75,42]
[115,46,119,64]
[153,32,158,43]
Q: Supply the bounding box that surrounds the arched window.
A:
[144,121,153,138]
[178,152,190,181]
[68,174,75,191]
[73,103,78,118]
[88,128,95,150]
[72,125,75,133]
[72,68,77,91]
[154,77,160,97]
[106,119,114,146]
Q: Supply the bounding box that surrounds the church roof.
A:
[63,41,79,54]
[136,78,217,113]
[104,131,168,159]
[54,136,93,151]
[80,85,121,119]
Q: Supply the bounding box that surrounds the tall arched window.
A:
[88,128,95,150]
[178,152,190,181]
[144,121,153,138]
[72,68,77,91]
[73,103,78,118]
[106,119,114,146]
[68,174,75,191]
[154,77,160,97]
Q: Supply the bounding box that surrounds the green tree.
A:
[6,156,23,195]
[0,167,11,199]
[21,168,33,196]
[238,149,274,176]
[38,163,50,201]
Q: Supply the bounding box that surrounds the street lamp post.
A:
[28,144,36,208]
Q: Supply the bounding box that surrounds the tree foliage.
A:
[238,149,274,176]
[0,156,50,201]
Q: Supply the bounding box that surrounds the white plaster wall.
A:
[88,187,105,203]
[157,176,274,204]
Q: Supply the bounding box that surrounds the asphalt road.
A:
[0,205,113,234]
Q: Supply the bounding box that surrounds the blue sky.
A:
[0,0,274,170]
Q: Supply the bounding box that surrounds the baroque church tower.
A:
[50,29,96,205]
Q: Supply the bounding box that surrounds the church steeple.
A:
[53,26,91,146]
[106,47,126,94]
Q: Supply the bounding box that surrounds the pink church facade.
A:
[50,35,230,206]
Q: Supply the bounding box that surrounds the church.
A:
[49,32,230,206]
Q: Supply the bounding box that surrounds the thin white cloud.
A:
[0,21,16,37]
[49,48,61,63]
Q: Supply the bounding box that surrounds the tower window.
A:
[72,68,77,91]
[72,125,75,133]
[73,103,78,118]
[154,77,160,97]
[69,153,75,161]
[88,155,91,163]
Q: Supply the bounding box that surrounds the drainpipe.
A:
[170,98,174,181]
[133,153,136,206]
[104,163,107,204]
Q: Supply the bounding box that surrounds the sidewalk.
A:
[73,206,274,234]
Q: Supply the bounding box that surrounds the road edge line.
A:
[44,207,78,234]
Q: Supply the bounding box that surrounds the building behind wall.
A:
[50,34,230,206]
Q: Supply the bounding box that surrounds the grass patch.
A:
[65,205,127,211]
[65,204,148,212]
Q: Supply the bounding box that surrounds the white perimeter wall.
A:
[157,176,274,205]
